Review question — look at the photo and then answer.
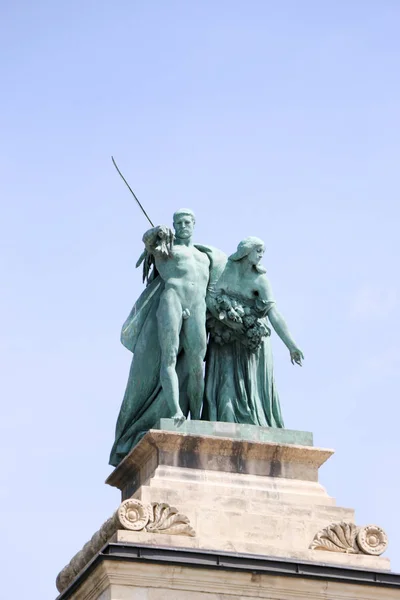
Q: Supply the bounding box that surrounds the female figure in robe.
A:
[204,236,303,427]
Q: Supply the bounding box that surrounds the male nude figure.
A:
[142,209,209,421]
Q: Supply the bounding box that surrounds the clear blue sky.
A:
[1,2,399,598]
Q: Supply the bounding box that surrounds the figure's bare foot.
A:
[171,412,186,426]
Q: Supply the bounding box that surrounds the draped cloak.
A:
[109,244,227,467]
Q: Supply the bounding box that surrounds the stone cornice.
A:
[56,542,400,600]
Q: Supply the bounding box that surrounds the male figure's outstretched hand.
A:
[157,225,173,240]
[143,225,174,257]
[156,225,174,256]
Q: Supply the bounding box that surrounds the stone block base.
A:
[56,423,394,598]
[105,424,390,571]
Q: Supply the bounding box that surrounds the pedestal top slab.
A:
[106,427,333,494]
[154,419,313,446]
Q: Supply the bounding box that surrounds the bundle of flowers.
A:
[208,294,271,352]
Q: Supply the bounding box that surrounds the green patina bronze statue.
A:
[109,215,303,466]
[108,164,303,466]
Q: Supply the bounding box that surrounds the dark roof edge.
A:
[56,542,400,599]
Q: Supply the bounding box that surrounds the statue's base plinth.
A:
[105,421,388,571]
[56,422,397,599]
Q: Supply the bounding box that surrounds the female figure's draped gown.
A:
[203,250,285,428]
[204,310,284,427]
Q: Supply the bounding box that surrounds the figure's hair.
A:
[229,236,266,273]
[173,208,196,223]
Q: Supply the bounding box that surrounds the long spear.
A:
[111,156,154,227]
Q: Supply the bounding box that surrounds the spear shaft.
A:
[111,156,154,227]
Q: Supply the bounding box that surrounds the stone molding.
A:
[60,558,400,600]
[105,430,334,496]
[310,522,388,556]
[56,499,195,593]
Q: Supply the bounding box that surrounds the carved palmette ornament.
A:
[56,499,195,593]
[310,521,388,556]
[310,521,358,553]
[117,499,195,536]
[146,502,196,536]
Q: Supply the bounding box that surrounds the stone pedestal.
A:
[105,422,388,570]
[56,422,399,599]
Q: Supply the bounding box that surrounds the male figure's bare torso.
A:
[156,244,210,312]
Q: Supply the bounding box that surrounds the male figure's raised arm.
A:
[136,225,174,284]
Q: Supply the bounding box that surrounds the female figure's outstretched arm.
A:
[258,276,304,366]
[268,306,304,366]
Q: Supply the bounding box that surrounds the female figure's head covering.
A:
[229,236,266,273]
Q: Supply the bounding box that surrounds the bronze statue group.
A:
[109,209,303,467]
